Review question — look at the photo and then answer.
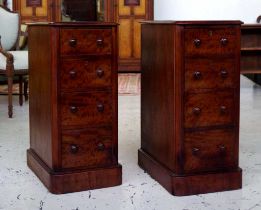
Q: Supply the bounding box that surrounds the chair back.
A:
[0,5,19,51]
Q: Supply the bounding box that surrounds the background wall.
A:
[154,0,261,23]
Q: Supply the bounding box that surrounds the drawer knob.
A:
[220,106,227,114]
[97,142,105,151]
[70,106,78,114]
[69,38,77,47]
[193,71,202,80]
[97,103,104,112]
[97,38,104,47]
[194,39,201,47]
[192,147,200,156]
[220,70,228,79]
[193,107,201,115]
[69,70,77,79]
[70,144,79,154]
[219,145,226,154]
[96,68,104,78]
[220,38,228,46]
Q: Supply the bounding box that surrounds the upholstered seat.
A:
[0,5,28,118]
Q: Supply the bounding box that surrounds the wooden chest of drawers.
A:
[138,21,242,196]
[27,22,122,194]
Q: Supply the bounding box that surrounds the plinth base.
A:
[138,149,242,196]
[27,149,122,194]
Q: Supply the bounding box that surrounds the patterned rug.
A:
[0,74,141,95]
[118,73,141,95]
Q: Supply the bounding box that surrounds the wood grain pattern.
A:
[185,58,235,91]
[184,128,237,173]
[60,91,113,128]
[184,90,235,128]
[61,127,115,168]
[139,21,242,196]
[185,27,237,56]
[28,23,121,194]
[60,29,112,56]
[60,57,112,90]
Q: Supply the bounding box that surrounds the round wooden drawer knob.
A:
[220,38,228,46]
[96,68,104,78]
[70,106,78,114]
[220,106,227,114]
[97,103,104,112]
[97,142,105,151]
[194,39,201,47]
[219,145,226,154]
[69,38,77,47]
[194,71,202,80]
[97,38,104,47]
[192,147,200,156]
[193,107,201,115]
[70,144,79,154]
[220,70,228,79]
[69,70,77,79]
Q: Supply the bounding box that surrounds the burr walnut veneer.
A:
[138,21,242,196]
[27,22,122,194]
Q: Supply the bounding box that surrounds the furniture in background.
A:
[0,5,28,118]
[12,0,154,72]
[138,21,242,196]
[241,24,261,85]
[27,22,122,194]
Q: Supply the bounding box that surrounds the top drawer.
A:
[184,27,238,56]
[60,29,112,56]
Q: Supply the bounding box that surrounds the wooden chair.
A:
[0,5,28,118]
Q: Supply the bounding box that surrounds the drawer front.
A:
[185,58,235,91]
[184,91,235,128]
[61,91,113,127]
[60,29,112,55]
[184,27,237,56]
[183,129,237,173]
[60,57,112,90]
[61,127,115,168]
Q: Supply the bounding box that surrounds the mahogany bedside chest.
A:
[138,21,242,196]
[27,22,122,194]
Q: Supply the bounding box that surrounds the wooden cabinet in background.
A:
[13,0,154,72]
[13,0,54,22]
[27,22,122,194]
[115,0,154,72]
[241,24,261,74]
[138,21,242,196]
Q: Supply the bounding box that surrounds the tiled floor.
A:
[0,76,261,210]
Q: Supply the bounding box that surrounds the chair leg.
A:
[24,78,28,101]
[19,76,23,106]
[7,76,13,118]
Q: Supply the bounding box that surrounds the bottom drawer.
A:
[183,129,238,173]
[61,127,116,169]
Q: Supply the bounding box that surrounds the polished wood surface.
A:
[139,21,242,196]
[27,22,121,194]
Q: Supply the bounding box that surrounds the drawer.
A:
[61,91,113,128]
[185,58,235,91]
[60,57,112,90]
[184,90,235,128]
[61,127,115,168]
[183,129,237,173]
[184,27,237,56]
[60,29,112,55]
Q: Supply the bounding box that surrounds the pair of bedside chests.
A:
[27,21,242,196]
